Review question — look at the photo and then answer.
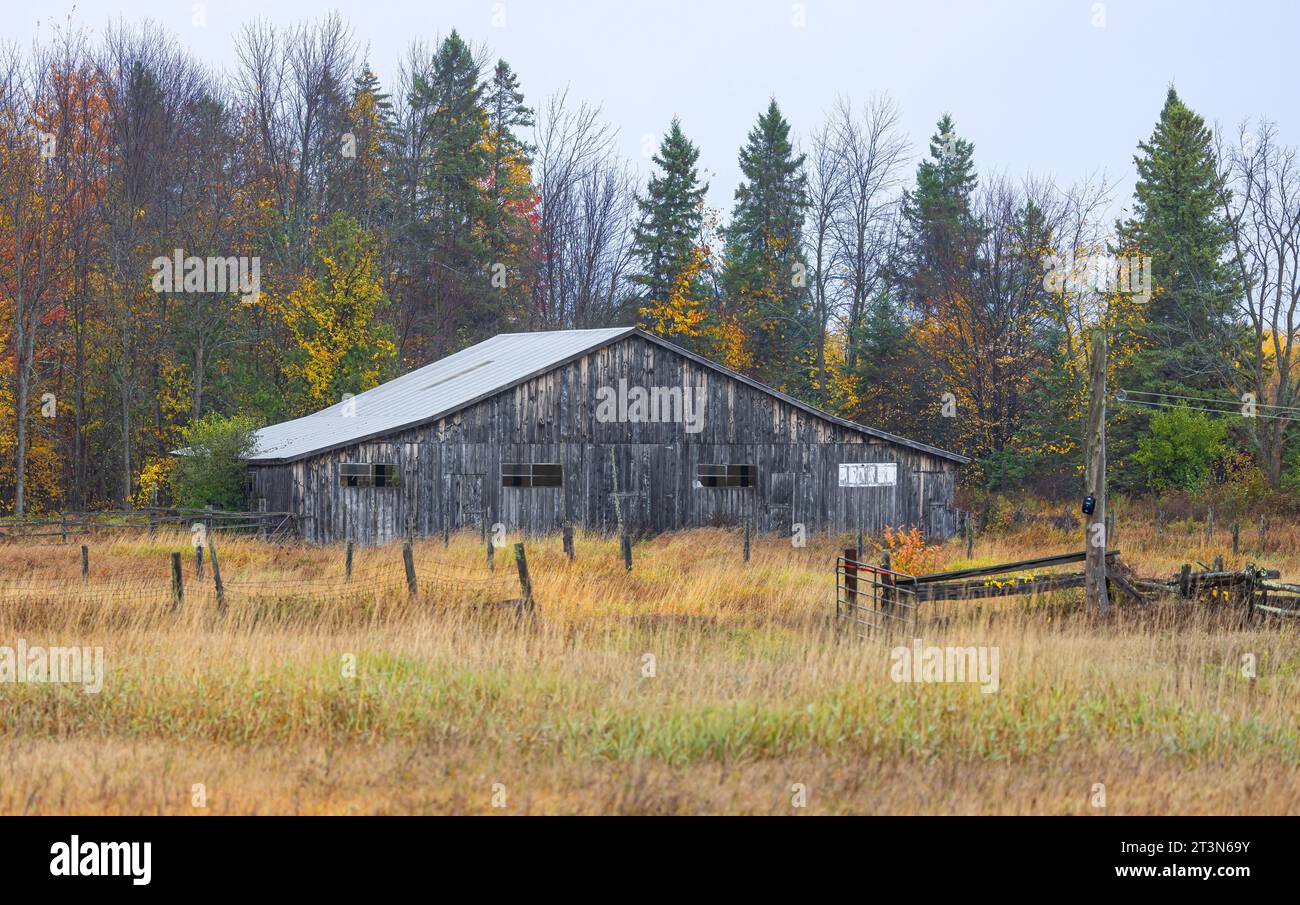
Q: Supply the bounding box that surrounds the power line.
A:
[1119,387,1300,415]
[1116,395,1298,422]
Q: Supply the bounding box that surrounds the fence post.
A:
[194,543,205,579]
[965,519,974,559]
[843,547,858,608]
[1179,563,1192,598]
[1105,512,1116,545]
[60,513,67,544]
[621,534,633,572]
[1232,522,1240,556]
[81,545,89,580]
[345,541,354,581]
[743,518,751,563]
[403,541,417,600]
[208,539,225,613]
[562,523,574,562]
[1206,505,1214,542]
[880,548,894,611]
[514,542,534,612]
[171,552,183,611]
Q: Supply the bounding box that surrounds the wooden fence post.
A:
[195,544,205,579]
[843,547,859,608]
[208,539,225,613]
[60,513,67,544]
[171,552,183,611]
[514,542,535,613]
[880,548,894,611]
[1179,563,1192,598]
[1105,511,1116,545]
[562,523,574,562]
[403,541,417,600]
[345,541,354,581]
[81,545,89,580]
[965,519,974,559]
[743,518,751,563]
[1231,522,1240,556]
[1206,505,1214,542]
[621,534,633,572]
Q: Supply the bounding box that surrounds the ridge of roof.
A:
[243,325,968,466]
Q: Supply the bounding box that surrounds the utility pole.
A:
[1085,328,1109,614]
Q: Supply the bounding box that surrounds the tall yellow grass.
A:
[0,522,1296,814]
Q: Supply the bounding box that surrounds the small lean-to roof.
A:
[244,326,969,465]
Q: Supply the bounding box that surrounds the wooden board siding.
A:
[250,334,961,545]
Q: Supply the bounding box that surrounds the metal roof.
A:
[245,326,969,465]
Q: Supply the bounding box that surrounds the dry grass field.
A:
[0,513,1297,815]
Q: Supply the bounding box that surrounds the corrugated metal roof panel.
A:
[242,326,969,465]
[247,327,634,462]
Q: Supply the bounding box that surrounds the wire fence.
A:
[0,540,528,611]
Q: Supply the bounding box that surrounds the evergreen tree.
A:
[721,99,811,392]
[483,59,534,257]
[406,31,498,353]
[631,119,708,305]
[1117,87,1239,392]
[896,113,981,316]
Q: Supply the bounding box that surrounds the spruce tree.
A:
[1117,87,1239,392]
[896,114,981,315]
[631,119,708,305]
[721,99,811,392]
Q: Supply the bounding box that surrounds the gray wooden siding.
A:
[250,334,961,544]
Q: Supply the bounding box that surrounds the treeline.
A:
[0,14,1297,514]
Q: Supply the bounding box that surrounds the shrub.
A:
[169,414,259,510]
[1132,405,1227,493]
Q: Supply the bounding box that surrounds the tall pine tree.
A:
[721,99,811,392]
[1117,87,1239,393]
[896,113,981,317]
[631,119,708,306]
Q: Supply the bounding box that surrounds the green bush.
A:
[169,414,259,510]
[1132,406,1226,492]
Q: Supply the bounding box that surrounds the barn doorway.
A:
[447,473,485,532]
[770,471,795,533]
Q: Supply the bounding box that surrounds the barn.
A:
[245,327,968,545]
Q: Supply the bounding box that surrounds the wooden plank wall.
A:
[250,334,962,544]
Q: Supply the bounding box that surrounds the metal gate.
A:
[835,553,918,636]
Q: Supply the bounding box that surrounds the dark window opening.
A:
[502,462,562,488]
[340,462,400,488]
[697,464,757,488]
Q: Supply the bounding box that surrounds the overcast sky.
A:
[6,1,1296,220]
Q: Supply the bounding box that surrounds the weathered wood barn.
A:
[246,327,968,544]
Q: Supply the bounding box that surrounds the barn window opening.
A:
[696,464,757,488]
[339,462,401,487]
[502,463,563,488]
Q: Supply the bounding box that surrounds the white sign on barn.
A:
[838,463,897,487]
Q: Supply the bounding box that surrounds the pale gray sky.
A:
[8,1,1296,218]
